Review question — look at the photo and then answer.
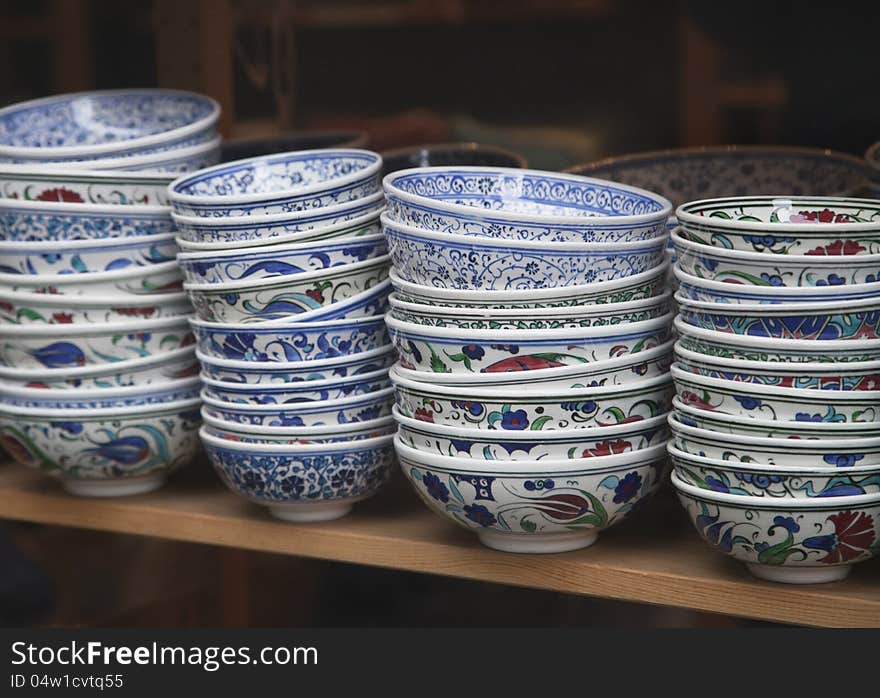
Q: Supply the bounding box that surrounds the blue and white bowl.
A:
[675,343,880,391]
[0,345,199,389]
[184,255,390,323]
[0,375,201,409]
[168,149,382,218]
[196,345,396,384]
[282,277,391,322]
[202,428,395,521]
[386,311,673,374]
[173,195,383,246]
[672,364,879,423]
[0,232,178,274]
[672,228,880,287]
[87,134,221,174]
[0,198,173,242]
[670,444,880,499]
[201,386,394,427]
[0,89,220,163]
[396,407,669,460]
[190,313,388,362]
[177,232,387,285]
[675,293,880,341]
[389,264,668,308]
[0,314,194,369]
[201,410,396,444]
[0,259,183,297]
[383,166,671,243]
[383,214,668,290]
[201,368,390,405]
[398,437,668,553]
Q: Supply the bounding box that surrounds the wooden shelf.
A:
[0,462,878,627]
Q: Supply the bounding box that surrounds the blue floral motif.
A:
[823,453,865,468]
[500,409,530,430]
[733,395,761,410]
[422,471,450,503]
[613,472,643,503]
[463,503,497,527]
[816,274,845,287]
[736,472,783,489]
[461,344,485,360]
[759,273,785,287]
[451,399,485,416]
[771,516,800,534]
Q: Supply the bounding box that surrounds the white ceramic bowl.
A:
[0,259,182,297]
[76,134,221,174]
[397,437,668,553]
[390,364,673,430]
[201,368,390,405]
[201,410,396,444]
[0,164,173,205]
[202,428,395,521]
[672,471,880,584]
[0,375,200,409]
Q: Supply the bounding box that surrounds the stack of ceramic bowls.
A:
[381,165,675,553]
[668,195,880,584]
[0,89,223,495]
[169,149,397,522]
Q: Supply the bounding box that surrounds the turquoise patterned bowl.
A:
[397,437,668,553]
[672,471,880,584]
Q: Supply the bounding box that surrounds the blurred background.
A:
[0,0,876,628]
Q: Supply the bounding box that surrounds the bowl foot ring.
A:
[477,529,598,554]
[62,473,167,498]
[746,562,851,585]
[268,501,354,523]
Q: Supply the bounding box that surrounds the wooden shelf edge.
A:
[0,464,878,628]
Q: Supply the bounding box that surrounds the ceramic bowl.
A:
[172,195,384,246]
[201,386,394,427]
[392,338,674,388]
[381,142,526,176]
[396,406,669,460]
[398,437,668,553]
[196,345,396,384]
[383,214,668,290]
[0,288,192,325]
[0,89,220,162]
[202,429,395,521]
[184,255,390,323]
[0,314,194,369]
[386,312,673,374]
[0,375,201,409]
[672,396,880,440]
[565,146,869,207]
[672,471,880,584]
[168,149,382,218]
[220,130,367,162]
[672,229,880,287]
[177,232,387,285]
[675,343,880,391]
[389,264,668,308]
[0,396,202,496]
[190,314,388,362]
[676,196,880,254]
[0,345,198,389]
[0,233,178,275]
[675,293,880,341]
[672,364,878,423]
[0,164,173,205]
[201,410,394,444]
[0,198,173,242]
[391,365,673,430]
[0,259,183,297]
[278,277,391,322]
[387,291,671,330]
[674,317,880,363]
[670,444,880,500]
[383,166,671,243]
[80,134,221,174]
[201,368,390,405]
[675,264,880,303]
[669,414,880,467]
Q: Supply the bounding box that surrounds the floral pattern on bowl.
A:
[0,167,173,206]
[201,368,390,405]
[0,290,192,326]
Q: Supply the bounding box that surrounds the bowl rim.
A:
[68,134,221,172]
[0,258,181,286]
[668,442,880,473]
[201,410,394,436]
[263,278,391,324]
[671,363,876,401]
[674,341,880,373]
[0,162,176,185]
[0,374,199,399]
[0,88,221,159]
[0,196,169,216]
[673,263,880,297]
[676,195,880,234]
[0,287,190,308]
[182,254,390,292]
[390,363,672,398]
[167,148,382,207]
[0,394,203,418]
[674,288,880,313]
[0,344,196,380]
[381,212,670,252]
[671,395,880,432]
[200,425,393,453]
[385,308,674,341]
[669,412,880,450]
[394,434,668,473]
[382,165,673,226]
[0,231,176,253]
[176,229,385,262]
[671,227,880,263]
[189,312,386,332]
[671,470,880,507]
[388,264,667,302]
[0,312,191,336]
[201,385,394,412]
[201,366,389,392]
[387,289,672,319]
[195,343,394,371]
[391,338,674,386]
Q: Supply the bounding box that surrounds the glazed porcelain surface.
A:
[202,412,395,445]
[0,165,173,205]
[0,259,183,297]
[201,368,390,405]
[0,288,192,325]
